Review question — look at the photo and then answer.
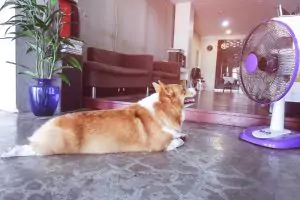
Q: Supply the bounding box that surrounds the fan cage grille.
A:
[239,19,298,104]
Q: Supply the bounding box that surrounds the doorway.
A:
[215,39,242,90]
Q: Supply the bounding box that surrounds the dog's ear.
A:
[153,81,167,93]
[152,82,161,93]
[158,80,165,86]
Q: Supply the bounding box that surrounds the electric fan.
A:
[239,15,300,149]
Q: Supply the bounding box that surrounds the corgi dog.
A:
[1,81,196,158]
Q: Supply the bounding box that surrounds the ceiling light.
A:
[222,20,229,27]
[226,29,232,34]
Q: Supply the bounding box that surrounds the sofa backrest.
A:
[122,54,154,71]
[87,47,121,66]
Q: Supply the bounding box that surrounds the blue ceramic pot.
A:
[29,78,60,116]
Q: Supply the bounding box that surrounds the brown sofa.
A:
[152,61,181,84]
[83,48,154,93]
[83,48,182,97]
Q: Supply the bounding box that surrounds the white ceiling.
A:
[170,0,300,36]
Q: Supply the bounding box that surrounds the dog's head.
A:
[152,81,196,105]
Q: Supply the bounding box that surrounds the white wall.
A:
[78,0,174,60]
[0,0,18,113]
[191,31,201,68]
[199,34,246,91]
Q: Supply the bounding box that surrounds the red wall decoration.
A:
[59,0,72,37]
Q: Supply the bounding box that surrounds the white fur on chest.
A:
[138,93,186,151]
[137,93,159,115]
[138,93,186,121]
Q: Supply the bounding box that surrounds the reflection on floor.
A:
[190,91,269,115]
[84,91,300,130]
[1,111,300,199]
[86,91,268,115]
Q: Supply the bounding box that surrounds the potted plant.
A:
[0,0,81,116]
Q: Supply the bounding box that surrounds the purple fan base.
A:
[239,126,300,149]
[245,53,258,74]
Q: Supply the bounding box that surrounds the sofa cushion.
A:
[153,71,178,79]
[153,61,180,74]
[85,61,149,76]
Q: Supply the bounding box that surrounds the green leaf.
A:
[0,19,28,27]
[4,25,16,36]
[10,30,34,37]
[3,14,26,26]
[35,4,48,12]
[25,41,39,53]
[0,0,70,80]
[0,0,17,12]
[52,66,73,73]
[26,46,35,54]
[5,29,35,42]
[65,57,82,71]
[18,70,37,78]
[45,9,61,28]
[57,73,70,86]
[6,61,31,70]
[60,37,75,48]
[33,15,47,30]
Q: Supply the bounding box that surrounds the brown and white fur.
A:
[1,81,196,158]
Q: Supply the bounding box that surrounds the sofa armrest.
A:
[153,61,181,74]
[83,61,108,72]
[122,54,154,71]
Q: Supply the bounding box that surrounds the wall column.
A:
[173,1,194,71]
[0,0,18,113]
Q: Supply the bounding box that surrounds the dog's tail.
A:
[1,145,39,158]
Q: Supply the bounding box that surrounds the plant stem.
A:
[49,45,57,79]
[36,39,40,77]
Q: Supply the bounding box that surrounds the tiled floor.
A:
[0,111,300,200]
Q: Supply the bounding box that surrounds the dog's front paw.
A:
[166,138,184,151]
[178,132,187,141]
[176,132,186,138]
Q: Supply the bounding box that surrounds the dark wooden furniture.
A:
[70,0,80,38]
[60,53,83,112]
[168,50,186,68]
[59,0,82,112]
[285,102,300,117]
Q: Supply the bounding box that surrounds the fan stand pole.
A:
[270,98,285,132]
[252,97,291,139]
